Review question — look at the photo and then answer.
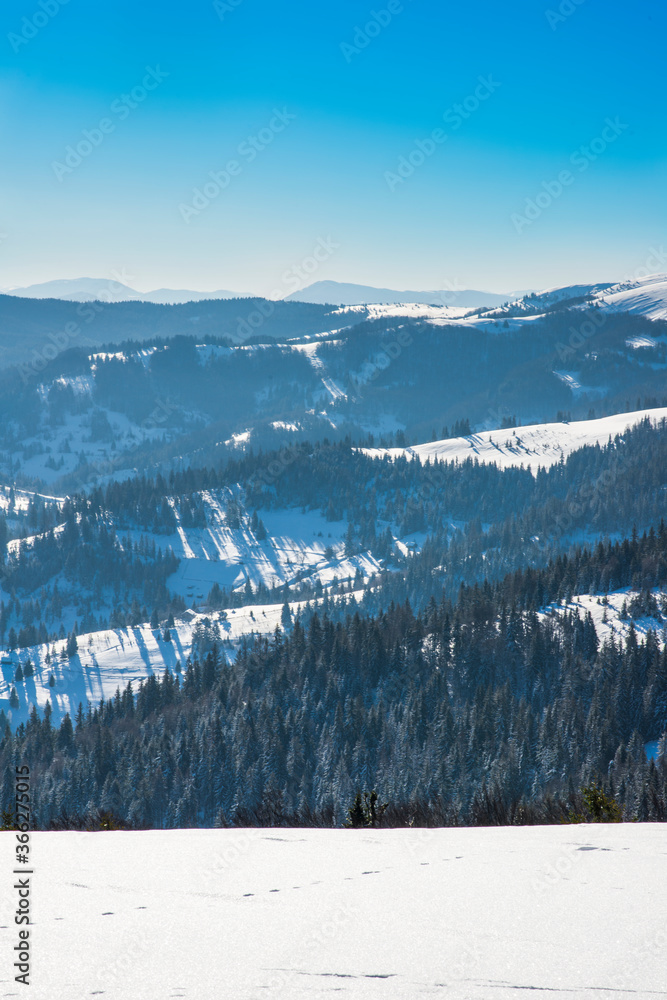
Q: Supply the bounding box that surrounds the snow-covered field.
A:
[335,301,472,321]
[0,595,348,726]
[362,407,667,473]
[165,500,379,598]
[596,272,667,321]
[544,589,667,648]
[5,824,665,1000]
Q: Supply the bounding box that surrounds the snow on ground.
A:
[335,302,472,321]
[5,405,175,486]
[542,587,667,751]
[543,589,667,650]
[196,343,233,363]
[6,521,66,557]
[0,595,343,726]
[0,486,63,516]
[0,622,187,725]
[289,339,349,403]
[627,336,659,350]
[271,420,300,432]
[223,429,253,448]
[419,274,667,332]
[552,370,607,399]
[164,499,380,599]
[10,824,666,1000]
[361,407,667,473]
[595,272,667,321]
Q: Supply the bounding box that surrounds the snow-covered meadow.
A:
[165,499,380,598]
[0,595,343,726]
[4,824,665,1000]
[362,407,667,473]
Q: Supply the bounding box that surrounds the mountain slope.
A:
[0,294,343,369]
[363,407,667,472]
[595,273,667,321]
[285,279,519,307]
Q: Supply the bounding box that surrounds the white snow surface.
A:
[0,595,354,726]
[8,824,666,1000]
[334,302,472,321]
[164,497,380,598]
[595,272,667,321]
[543,589,667,649]
[361,407,667,473]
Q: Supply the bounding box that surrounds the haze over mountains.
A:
[1,277,246,304]
[283,279,532,307]
[2,276,531,308]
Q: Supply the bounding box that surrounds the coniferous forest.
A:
[3,522,667,829]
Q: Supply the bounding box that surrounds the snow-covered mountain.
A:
[467,273,667,325]
[594,272,667,321]
[363,407,667,472]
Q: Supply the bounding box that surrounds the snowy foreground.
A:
[3,825,666,1000]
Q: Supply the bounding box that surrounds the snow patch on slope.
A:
[596,273,667,321]
[361,407,667,473]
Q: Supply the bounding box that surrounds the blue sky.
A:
[0,0,665,295]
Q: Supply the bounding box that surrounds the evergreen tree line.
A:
[4,524,667,829]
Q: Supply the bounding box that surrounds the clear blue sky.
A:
[0,0,665,295]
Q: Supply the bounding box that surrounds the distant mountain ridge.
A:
[3,277,533,308]
[284,279,528,307]
[1,277,248,305]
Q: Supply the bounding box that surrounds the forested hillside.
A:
[4,525,667,829]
